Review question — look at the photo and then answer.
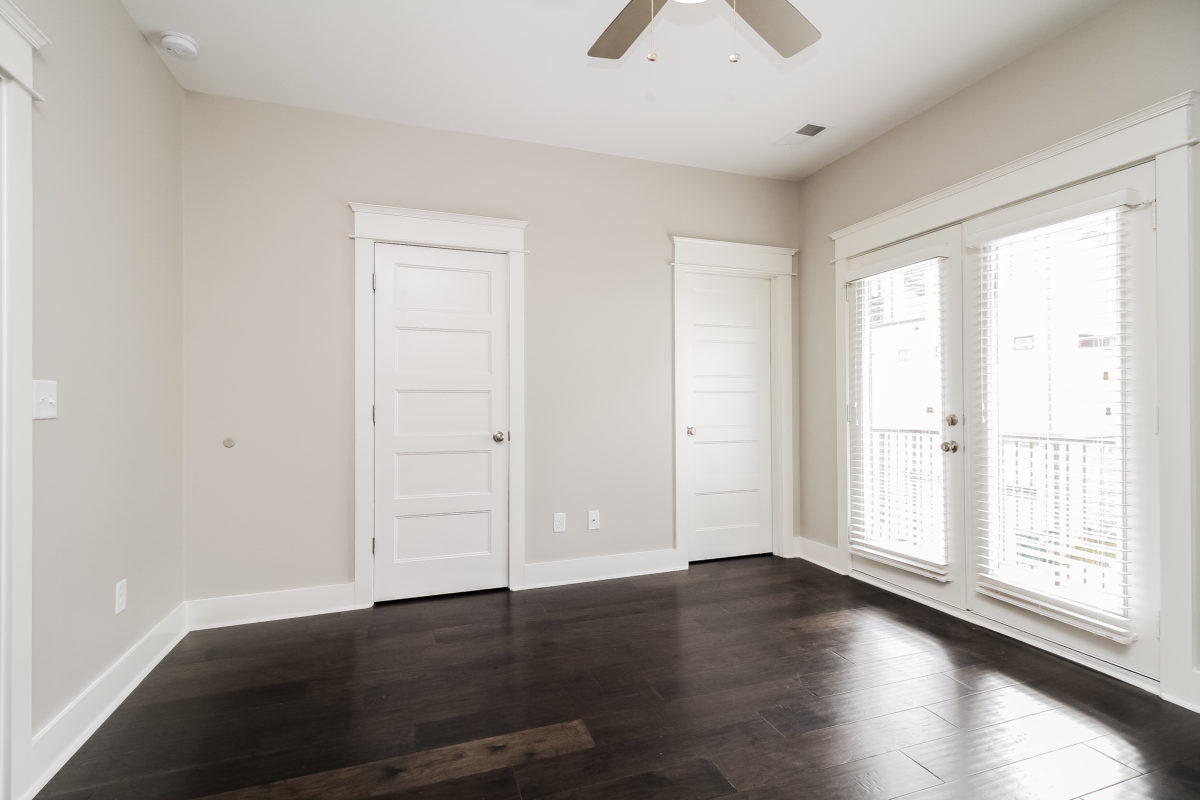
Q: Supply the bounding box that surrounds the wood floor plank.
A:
[647,648,847,701]
[729,751,942,800]
[900,707,1108,781]
[761,673,976,737]
[514,717,782,798]
[896,743,1138,800]
[1080,760,1200,800]
[924,681,1062,731]
[196,720,594,799]
[541,757,734,800]
[711,707,958,791]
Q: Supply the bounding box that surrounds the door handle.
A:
[493,431,506,443]
[940,440,958,453]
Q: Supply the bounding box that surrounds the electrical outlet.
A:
[115,579,127,615]
[553,512,566,533]
[588,510,600,530]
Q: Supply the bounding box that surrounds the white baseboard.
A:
[1162,691,1200,715]
[186,582,369,630]
[20,603,189,800]
[513,548,688,590]
[790,536,850,574]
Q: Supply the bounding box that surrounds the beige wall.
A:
[793,0,1200,548]
[25,0,184,728]
[181,94,801,599]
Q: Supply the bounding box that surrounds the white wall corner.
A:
[793,536,850,575]
[513,549,687,591]
[19,604,188,800]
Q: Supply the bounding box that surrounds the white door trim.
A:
[0,4,48,798]
[350,204,528,602]
[672,237,797,562]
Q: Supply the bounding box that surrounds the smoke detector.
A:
[160,32,199,60]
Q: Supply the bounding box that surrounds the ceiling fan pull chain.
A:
[729,0,741,62]
[647,0,658,61]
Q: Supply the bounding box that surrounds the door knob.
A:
[686,426,696,436]
[940,440,958,453]
[493,431,506,443]
[945,414,959,427]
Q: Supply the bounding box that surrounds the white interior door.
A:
[676,271,773,561]
[374,243,509,601]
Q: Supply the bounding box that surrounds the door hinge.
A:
[371,537,375,555]
[372,272,377,292]
[372,404,375,425]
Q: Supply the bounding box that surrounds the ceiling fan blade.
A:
[725,0,821,58]
[588,0,669,59]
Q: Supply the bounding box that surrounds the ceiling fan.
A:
[588,0,820,60]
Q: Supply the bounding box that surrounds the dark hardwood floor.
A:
[36,556,1200,799]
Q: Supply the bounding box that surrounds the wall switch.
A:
[553,512,566,533]
[33,380,58,420]
[588,510,600,530]
[115,579,127,615]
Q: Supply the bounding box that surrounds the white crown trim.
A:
[0,0,48,49]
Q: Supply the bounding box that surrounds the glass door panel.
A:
[846,228,966,608]
[964,163,1158,678]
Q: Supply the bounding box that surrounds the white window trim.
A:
[350,204,529,602]
[671,237,797,561]
[0,3,48,798]
[831,91,1200,711]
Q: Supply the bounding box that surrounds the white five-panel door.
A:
[374,243,509,601]
[676,271,774,561]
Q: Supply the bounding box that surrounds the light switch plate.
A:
[588,510,600,530]
[115,579,127,615]
[553,512,566,533]
[33,380,58,420]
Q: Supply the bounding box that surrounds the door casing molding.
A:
[350,204,529,602]
[1,3,48,797]
[671,237,797,563]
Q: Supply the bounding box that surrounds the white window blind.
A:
[973,207,1136,643]
[848,258,950,580]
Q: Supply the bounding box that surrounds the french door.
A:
[845,164,1159,677]
[846,227,966,608]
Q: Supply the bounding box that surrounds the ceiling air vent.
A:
[796,124,826,137]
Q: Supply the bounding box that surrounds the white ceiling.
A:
[119,0,1120,181]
